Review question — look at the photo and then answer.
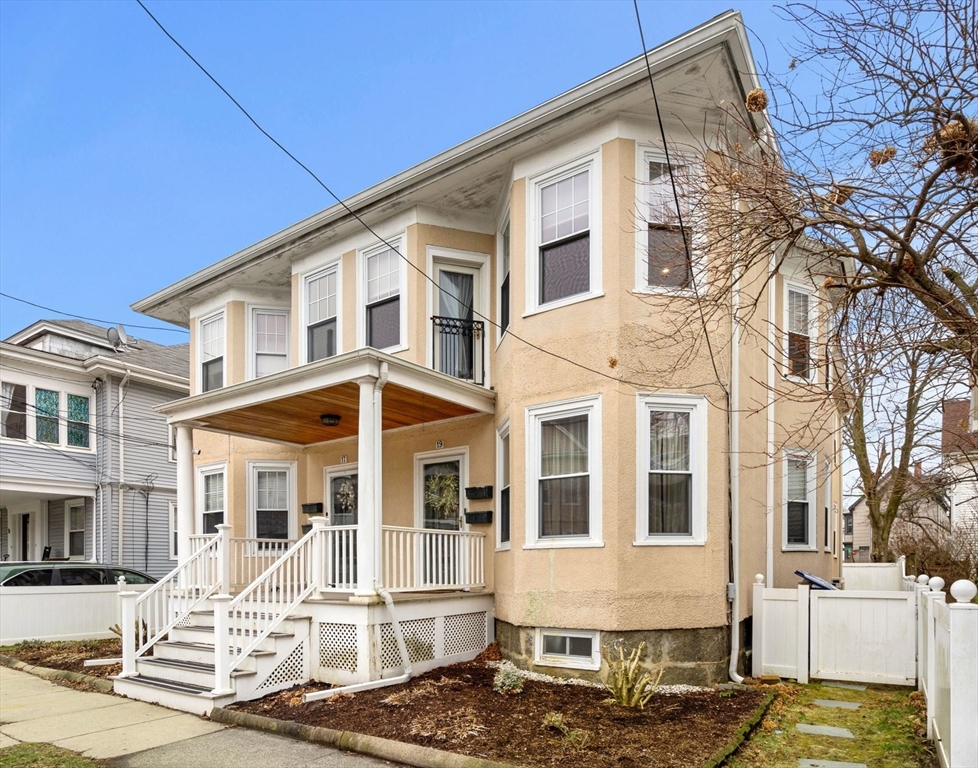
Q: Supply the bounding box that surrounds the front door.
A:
[326,467,358,588]
[419,454,465,586]
[20,513,30,561]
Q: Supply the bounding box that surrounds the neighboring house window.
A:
[67,500,86,559]
[200,313,225,392]
[636,394,707,544]
[646,161,690,289]
[785,453,815,548]
[499,220,511,335]
[844,513,853,536]
[200,468,225,534]
[251,463,293,540]
[307,267,338,362]
[35,388,60,443]
[364,242,401,350]
[169,501,178,559]
[66,394,89,448]
[168,424,177,463]
[787,288,812,379]
[497,423,511,548]
[0,382,27,439]
[525,396,602,547]
[539,168,590,305]
[254,309,288,377]
[534,628,601,671]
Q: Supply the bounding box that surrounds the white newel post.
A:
[310,516,328,595]
[119,590,138,677]
[216,523,232,592]
[211,594,233,694]
[355,372,384,596]
[948,580,978,767]
[175,425,196,565]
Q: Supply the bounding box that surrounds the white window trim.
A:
[357,236,408,353]
[19,384,95,453]
[824,458,833,553]
[168,500,178,560]
[246,460,298,540]
[495,212,511,349]
[301,259,343,364]
[198,310,226,394]
[633,146,703,296]
[524,395,603,549]
[64,498,86,560]
[783,450,818,551]
[167,424,177,463]
[634,393,708,546]
[524,151,603,317]
[533,628,601,671]
[413,447,469,530]
[196,462,226,535]
[496,419,511,551]
[784,282,817,384]
[247,305,291,380]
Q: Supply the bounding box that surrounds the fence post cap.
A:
[928,577,945,592]
[754,574,764,584]
[917,574,930,584]
[949,580,977,603]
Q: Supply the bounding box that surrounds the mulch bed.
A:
[1,639,121,679]
[229,660,770,768]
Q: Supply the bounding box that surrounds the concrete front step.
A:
[113,674,236,717]
[136,657,255,688]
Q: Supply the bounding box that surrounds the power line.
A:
[0,292,189,334]
[133,0,688,394]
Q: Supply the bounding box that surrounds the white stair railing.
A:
[381,526,485,592]
[230,537,297,590]
[119,526,227,676]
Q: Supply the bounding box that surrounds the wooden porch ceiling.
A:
[197,381,478,445]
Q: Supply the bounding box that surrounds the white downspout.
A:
[728,260,744,684]
[118,369,131,566]
[303,587,413,702]
[766,252,776,587]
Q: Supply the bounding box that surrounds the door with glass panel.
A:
[326,467,358,589]
[432,263,483,384]
[419,456,464,586]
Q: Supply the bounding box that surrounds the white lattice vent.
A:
[319,623,358,672]
[379,618,436,670]
[258,642,306,689]
[444,612,487,657]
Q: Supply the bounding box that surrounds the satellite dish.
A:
[107,324,129,351]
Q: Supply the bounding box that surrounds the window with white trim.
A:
[499,219,511,336]
[199,467,225,534]
[636,394,707,544]
[26,387,90,449]
[0,382,27,439]
[250,463,294,541]
[534,628,601,671]
[66,500,86,559]
[525,396,602,547]
[785,453,816,548]
[364,242,402,350]
[497,422,511,549]
[307,267,338,362]
[200,313,225,392]
[786,287,812,380]
[645,161,691,289]
[254,309,288,377]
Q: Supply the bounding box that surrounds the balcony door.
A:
[430,252,488,386]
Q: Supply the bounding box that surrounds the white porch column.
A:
[355,367,386,597]
[175,424,196,565]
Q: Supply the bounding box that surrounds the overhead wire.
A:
[134,0,724,395]
[0,292,189,334]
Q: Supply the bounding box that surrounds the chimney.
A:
[914,462,922,479]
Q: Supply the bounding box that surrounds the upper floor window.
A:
[787,287,813,380]
[499,219,511,336]
[8,386,90,449]
[364,242,402,350]
[200,313,225,392]
[1,382,27,439]
[646,161,691,289]
[525,396,602,548]
[36,388,60,443]
[307,267,338,362]
[254,309,288,377]
[636,393,707,545]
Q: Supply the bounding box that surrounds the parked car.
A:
[0,562,157,587]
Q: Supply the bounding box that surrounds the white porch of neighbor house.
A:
[114,350,496,714]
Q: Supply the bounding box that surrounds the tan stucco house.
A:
[120,11,843,713]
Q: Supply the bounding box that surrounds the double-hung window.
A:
[67,501,86,559]
[307,267,338,362]
[497,423,511,548]
[254,467,290,540]
[499,220,511,335]
[364,243,401,350]
[35,388,60,444]
[785,453,815,548]
[636,394,707,544]
[66,394,90,448]
[787,287,812,380]
[200,313,225,392]
[200,468,225,534]
[539,168,590,305]
[645,161,691,289]
[254,310,288,377]
[0,383,27,439]
[525,396,602,547]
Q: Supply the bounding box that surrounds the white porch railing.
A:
[381,526,485,592]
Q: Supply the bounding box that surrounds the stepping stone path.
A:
[798,761,868,767]
[823,682,867,691]
[795,685,867,767]
[813,699,862,710]
[796,724,856,739]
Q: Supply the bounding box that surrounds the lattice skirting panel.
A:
[257,642,307,690]
[380,611,488,672]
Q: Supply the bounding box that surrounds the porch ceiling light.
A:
[320,413,342,427]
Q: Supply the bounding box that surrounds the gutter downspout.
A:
[766,251,776,587]
[728,257,745,684]
[303,587,413,702]
[118,369,131,566]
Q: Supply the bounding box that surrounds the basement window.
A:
[534,628,601,670]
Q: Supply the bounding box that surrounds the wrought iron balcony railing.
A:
[431,316,484,385]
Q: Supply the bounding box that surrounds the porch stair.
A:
[113,604,313,716]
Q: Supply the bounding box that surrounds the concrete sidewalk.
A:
[0,666,396,767]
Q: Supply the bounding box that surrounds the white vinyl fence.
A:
[0,582,153,645]
[752,573,978,768]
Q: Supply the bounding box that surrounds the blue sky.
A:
[0,0,803,345]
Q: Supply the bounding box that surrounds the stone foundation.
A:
[494,619,732,687]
